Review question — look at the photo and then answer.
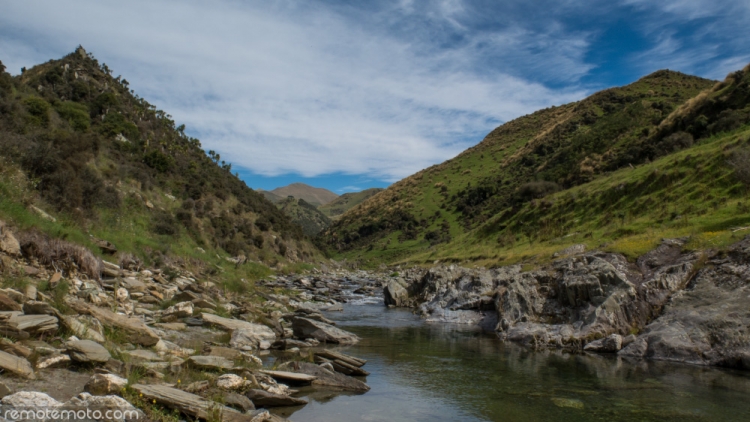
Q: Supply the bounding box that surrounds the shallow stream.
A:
[276,302,750,421]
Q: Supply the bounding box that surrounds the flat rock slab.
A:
[0,350,34,378]
[291,317,359,344]
[65,340,111,363]
[244,389,308,407]
[202,313,276,340]
[73,301,160,346]
[260,370,317,385]
[314,350,367,367]
[132,384,264,422]
[284,362,369,393]
[187,355,235,371]
[122,349,163,362]
[6,314,58,335]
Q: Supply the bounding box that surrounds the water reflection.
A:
[280,304,750,422]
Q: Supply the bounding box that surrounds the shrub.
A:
[516,181,560,202]
[23,96,50,125]
[253,234,264,248]
[55,101,90,131]
[143,150,173,173]
[152,211,179,235]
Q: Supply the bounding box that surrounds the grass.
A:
[339,125,750,268]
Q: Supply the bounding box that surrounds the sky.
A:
[2,0,749,194]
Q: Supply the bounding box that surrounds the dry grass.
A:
[17,230,102,279]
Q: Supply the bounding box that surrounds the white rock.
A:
[215,374,250,390]
[1,391,62,408]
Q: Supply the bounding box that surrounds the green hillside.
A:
[0,47,320,278]
[318,188,384,220]
[276,196,332,237]
[322,67,750,266]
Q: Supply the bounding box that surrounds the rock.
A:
[66,340,111,363]
[184,317,204,326]
[202,313,276,344]
[154,322,187,331]
[61,393,142,419]
[162,301,193,322]
[281,362,370,392]
[259,370,316,385]
[244,389,308,407]
[0,293,22,312]
[0,222,21,256]
[0,350,34,378]
[23,285,37,301]
[291,317,359,344]
[71,301,160,346]
[0,382,11,399]
[5,314,58,335]
[383,279,409,307]
[620,236,750,368]
[584,334,623,353]
[36,354,71,369]
[216,374,250,390]
[208,346,242,360]
[314,350,367,367]
[551,397,584,409]
[184,380,210,393]
[84,373,128,396]
[119,277,146,293]
[0,339,32,358]
[122,349,162,362]
[116,287,129,302]
[29,205,56,222]
[554,244,586,257]
[224,392,255,412]
[132,384,260,422]
[62,315,106,343]
[187,355,234,371]
[229,326,277,351]
[22,300,55,315]
[1,391,60,409]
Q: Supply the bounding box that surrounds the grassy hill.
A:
[322,67,750,266]
[318,188,384,220]
[0,47,320,281]
[258,190,285,204]
[269,183,338,206]
[277,197,332,237]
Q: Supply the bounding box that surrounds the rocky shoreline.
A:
[384,236,750,369]
[0,221,381,421]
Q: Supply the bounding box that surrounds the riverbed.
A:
[274,300,750,422]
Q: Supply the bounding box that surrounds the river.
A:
[273,301,750,421]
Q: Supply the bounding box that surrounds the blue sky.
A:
[2,0,750,194]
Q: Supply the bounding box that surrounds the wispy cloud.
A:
[1,0,748,190]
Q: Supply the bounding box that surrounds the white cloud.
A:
[0,0,587,182]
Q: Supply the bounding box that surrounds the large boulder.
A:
[161,301,193,322]
[280,361,370,393]
[291,317,359,344]
[0,350,34,378]
[229,326,276,351]
[71,301,160,346]
[383,279,409,306]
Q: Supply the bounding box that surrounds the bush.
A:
[23,96,50,125]
[516,181,560,202]
[152,211,179,235]
[253,234,264,248]
[55,101,90,131]
[143,150,173,173]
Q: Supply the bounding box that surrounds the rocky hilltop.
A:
[384,234,750,369]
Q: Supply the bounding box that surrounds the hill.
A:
[270,183,338,206]
[277,197,332,237]
[319,188,384,220]
[0,47,320,279]
[258,189,284,204]
[322,67,750,266]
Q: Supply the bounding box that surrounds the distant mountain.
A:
[319,188,384,220]
[277,197,332,237]
[269,183,338,206]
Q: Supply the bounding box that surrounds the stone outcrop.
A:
[620,236,750,368]
[291,317,360,344]
[384,238,701,355]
